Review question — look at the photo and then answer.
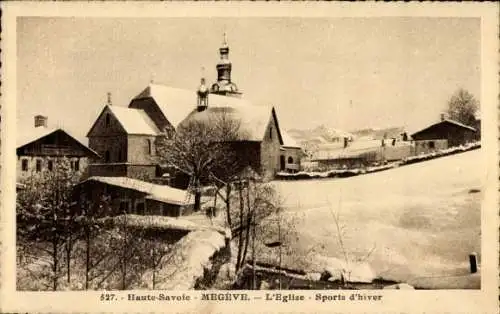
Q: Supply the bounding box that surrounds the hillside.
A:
[272,149,482,288]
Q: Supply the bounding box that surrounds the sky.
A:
[17,17,480,143]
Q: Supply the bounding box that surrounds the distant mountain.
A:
[287,125,408,153]
[350,126,406,140]
[287,125,354,149]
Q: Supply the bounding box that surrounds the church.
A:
[86,36,302,185]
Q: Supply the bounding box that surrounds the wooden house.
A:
[411,118,477,154]
[74,176,194,217]
[17,115,99,181]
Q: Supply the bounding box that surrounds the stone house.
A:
[86,105,160,179]
[17,115,99,182]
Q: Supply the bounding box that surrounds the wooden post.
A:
[469,252,477,273]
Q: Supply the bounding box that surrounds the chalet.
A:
[411,116,477,155]
[87,37,303,183]
[17,115,99,181]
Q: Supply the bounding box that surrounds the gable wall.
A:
[89,135,128,164]
[260,115,281,180]
[18,130,93,158]
[87,107,126,137]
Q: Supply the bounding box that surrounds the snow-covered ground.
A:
[273,149,482,288]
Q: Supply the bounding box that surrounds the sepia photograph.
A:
[14,16,484,292]
[1,2,499,313]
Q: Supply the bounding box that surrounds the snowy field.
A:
[273,149,482,288]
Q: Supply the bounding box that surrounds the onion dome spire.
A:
[210,32,241,98]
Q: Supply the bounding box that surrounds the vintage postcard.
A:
[1,2,499,313]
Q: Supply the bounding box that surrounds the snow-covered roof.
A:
[17,126,59,148]
[181,104,280,143]
[17,127,99,157]
[107,105,160,135]
[80,176,193,206]
[132,83,252,129]
[411,119,477,137]
[281,130,301,149]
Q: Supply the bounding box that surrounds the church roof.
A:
[181,104,281,143]
[107,105,160,135]
[131,83,251,129]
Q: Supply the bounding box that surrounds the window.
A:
[136,202,145,215]
[269,127,273,140]
[36,159,42,172]
[288,156,294,164]
[428,141,435,149]
[147,139,152,155]
[119,200,129,213]
[104,151,110,163]
[47,160,53,171]
[73,159,80,171]
[21,159,28,172]
[105,113,110,127]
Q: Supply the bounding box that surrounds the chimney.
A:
[440,113,446,121]
[34,115,48,128]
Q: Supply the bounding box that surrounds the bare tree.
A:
[17,157,81,290]
[155,111,244,212]
[447,88,479,126]
[229,177,284,273]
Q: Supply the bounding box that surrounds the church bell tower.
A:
[210,33,242,98]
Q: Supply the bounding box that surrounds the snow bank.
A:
[402,142,480,165]
[312,254,376,283]
[136,229,227,290]
[276,169,361,180]
[98,214,229,235]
